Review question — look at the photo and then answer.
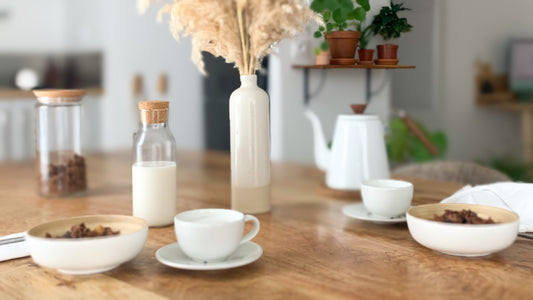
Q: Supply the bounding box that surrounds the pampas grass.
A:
[139,0,317,75]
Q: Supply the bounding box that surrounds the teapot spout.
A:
[304,108,330,171]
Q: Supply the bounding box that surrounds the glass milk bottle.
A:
[132,101,176,227]
[33,89,87,197]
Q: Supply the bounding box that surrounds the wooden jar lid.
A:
[33,89,85,104]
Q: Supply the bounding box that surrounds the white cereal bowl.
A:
[407,203,519,257]
[26,215,148,275]
[361,179,413,218]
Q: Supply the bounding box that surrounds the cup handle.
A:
[240,215,260,245]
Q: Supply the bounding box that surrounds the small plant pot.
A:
[376,44,399,60]
[326,31,361,65]
[357,49,374,65]
[315,50,330,65]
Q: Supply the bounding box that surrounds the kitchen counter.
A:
[0,151,531,299]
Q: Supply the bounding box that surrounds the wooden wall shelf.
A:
[480,102,533,111]
[292,64,416,70]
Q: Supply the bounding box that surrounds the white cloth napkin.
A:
[441,182,533,232]
[0,232,29,262]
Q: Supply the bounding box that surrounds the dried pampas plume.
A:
[138,0,317,75]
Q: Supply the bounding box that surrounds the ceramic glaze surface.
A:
[306,110,390,190]
[407,203,519,257]
[26,215,148,275]
[174,209,260,262]
[229,75,271,213]
[361,179,413,218]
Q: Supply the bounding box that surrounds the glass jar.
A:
[33,89,87,197]
[132,100,176,227]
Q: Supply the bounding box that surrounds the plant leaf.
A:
[323,11,331,22]
[353,7,366,22]
[332,8,344,24]
[310,0,326,12]
[320,40,330,50]
[356,0,370,11]
[339,0,354,12]
[314,31,322,38]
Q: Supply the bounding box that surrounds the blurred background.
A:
[0,0,532,181]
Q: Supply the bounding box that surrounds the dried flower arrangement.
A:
[139,0,318,75]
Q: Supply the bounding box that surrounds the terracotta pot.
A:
[326,31,361,62]
[357,49,374,65]
[377,44,399,60]
[315,50,330,65]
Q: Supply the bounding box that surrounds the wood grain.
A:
[0,151,531,299]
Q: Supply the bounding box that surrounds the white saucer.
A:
[156,241,263,270]
[342,203,407,224]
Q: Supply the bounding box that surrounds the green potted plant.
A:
[370,0,412,65]
[314,40,330,65]
[311,0,370,65]
[356,21,374,65]
[386,117,447,165]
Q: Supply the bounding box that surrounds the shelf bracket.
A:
[304,68,310,106]
[303,69,327,106]
[365,68,371,104]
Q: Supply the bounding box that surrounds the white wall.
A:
[389,0,531,162]
[0,0,67,52]
[392,0,443,130]
[440,0,532,161]
[427,0,528,162]
[64,0,203,151]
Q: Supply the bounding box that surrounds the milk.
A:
[132,161,176,227]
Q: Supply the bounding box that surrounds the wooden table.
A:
[1,151,532,299]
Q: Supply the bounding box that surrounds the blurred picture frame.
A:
[509,39,533,99]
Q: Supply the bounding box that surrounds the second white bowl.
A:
[407,203,519,257]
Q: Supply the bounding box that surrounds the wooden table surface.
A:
[1,151,532,299]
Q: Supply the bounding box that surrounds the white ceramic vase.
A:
[229,75,271,214]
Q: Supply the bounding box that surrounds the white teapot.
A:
[305,108,390,190]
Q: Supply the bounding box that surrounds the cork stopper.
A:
[139,100,169,124]
[33,89,85,104]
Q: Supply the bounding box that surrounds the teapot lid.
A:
[350,104,367,114]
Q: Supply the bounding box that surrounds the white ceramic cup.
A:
[174,209,260,263]
[361,179,413,218]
